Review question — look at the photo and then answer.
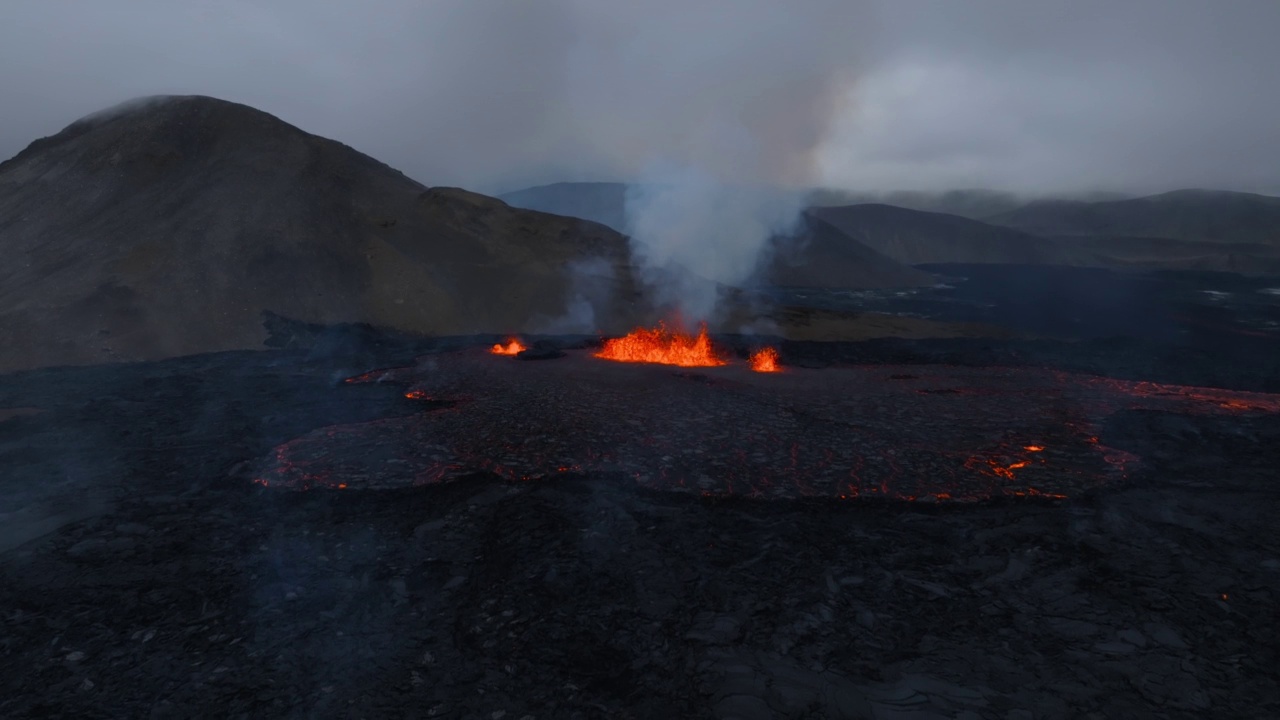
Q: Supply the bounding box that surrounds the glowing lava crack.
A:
[254,349,1280,501]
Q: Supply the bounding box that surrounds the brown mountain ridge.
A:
[0,96,661,372]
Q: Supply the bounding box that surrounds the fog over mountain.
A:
[3,1,1279,196]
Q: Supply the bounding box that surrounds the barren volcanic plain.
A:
[260,347,1277,502]
[4,319,1279,718]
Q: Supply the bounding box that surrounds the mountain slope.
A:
[809,203,1088,266]
[766,212,935,288]
[500,182,629,233]
[806,189,1030,220]
[0,96,647,371]
[987,189,1280,245]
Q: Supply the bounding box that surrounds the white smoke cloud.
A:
[596,2,864,325]
[623,167,805,323]
[532,256,616,334]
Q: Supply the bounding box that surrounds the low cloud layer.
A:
[2,1,1278,196]
[818,1,1280,196]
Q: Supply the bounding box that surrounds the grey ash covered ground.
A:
[1,327,1278,718]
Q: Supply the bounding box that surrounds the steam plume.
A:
[597,2,866,323]
[624,170,806,322]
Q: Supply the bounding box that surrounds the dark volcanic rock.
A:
[515,341,567,361]
[807,187,1031,219]
[0,327,1278,718]
[258,348,1280,502]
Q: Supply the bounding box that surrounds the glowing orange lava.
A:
[490,338,527,356]
[981,458,1030,480]
[750,347,780,373]
[595,323,726,367]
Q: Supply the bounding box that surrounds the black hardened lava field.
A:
[261,348,1276,501]
[2,295,1279,719]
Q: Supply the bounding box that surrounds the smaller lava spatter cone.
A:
[490,338,527,356]
[750,347,780,373]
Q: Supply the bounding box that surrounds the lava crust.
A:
[255,349,1280,501]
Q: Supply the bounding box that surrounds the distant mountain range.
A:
[502,181,1280,271]
[499,183,1135,227]
[809,203,1074,266]
[499,182,630,235]
[986,189,1280,245]
[805,189,1032,219]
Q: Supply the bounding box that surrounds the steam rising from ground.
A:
[592,2,864,323]
[536,257,615,333]
[624,170,805,322]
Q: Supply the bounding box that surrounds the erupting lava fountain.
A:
[490,338,527,356]
[595,322,780,372]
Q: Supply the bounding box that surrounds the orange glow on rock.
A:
[750,347,780,373]
[1024,445,1045,452]
[595,323,726,367]
[490,338,527,356]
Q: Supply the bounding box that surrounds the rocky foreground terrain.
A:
[1,324,1277,719]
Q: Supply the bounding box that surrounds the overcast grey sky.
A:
[2,0,1278,196]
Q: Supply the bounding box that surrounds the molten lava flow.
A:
[595,323,726,367]
[750,347,780,373]
[490,338,527,356]
[262,357,1280,502]
[1081,376,1280,414]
